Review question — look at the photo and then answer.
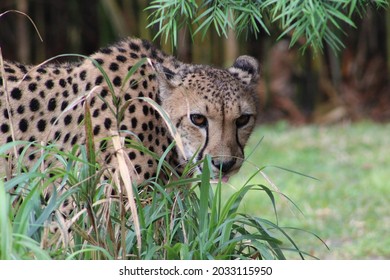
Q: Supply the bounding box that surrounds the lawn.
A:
[228,121,390,259]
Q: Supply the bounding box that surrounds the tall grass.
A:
[0,136,324,259]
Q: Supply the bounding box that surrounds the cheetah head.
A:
[155,56,259,182]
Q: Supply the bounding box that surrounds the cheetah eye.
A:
[190,114,208,128]
[236,114,251,128]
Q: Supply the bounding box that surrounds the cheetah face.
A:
[156,56,259,181]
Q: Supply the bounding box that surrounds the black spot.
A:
[148,74,156,81]
[109,62,119,72]
[77,114,84,124]
[28,83,37,92]
[142,80,148,89]
[19,118,28,132]
[113,76,121,87]
[100,140,108,152]
[8,76,17,82]
[45,80,54,89]
[100,89,108,98]
[63,133,70,143]
[130,52,139,59]
[129,42,140,52]
[142,123,148,131]
[129,104,136,113]
[148,134,153,142]
[71,135,78,145]
[95,58,104,65]
[134,164,142,174]
[39,91,45,98]
[125,136,132,143]
[17,105,25,114]
[129,151,136,160]
[130,79,138,90]
[11,88,22,100]
[144,172,151,180]
[151,49,158,59]
[61,101,69,111]
[29,98,40,112]
[17,64,28,74]
[124,93,132,101]
[95,75,103,85]
[120,124,128,131]
[93,125,100,135]
[29,153,36,161]
[85,83,91,91]
[37,119,47,132]
[142,105,149,116]
[54,131,61,140]
[37,67,47,74]
[138,133,144,142]
[48,98,57,111]
[101,47,112,54]
[4,67,15,73]
[53,69,60,75]
[90,97,96,106]
[3,109,9,119]
[104,118,112,129]
[101,103,108,111]
[142,40,151,50]
[1,123,9,133]
[72,83,79,94]
[93,109,100,118]
[148,121,154,130]
[59,79,66,88]
[116,55,127,62]
[62,90,69,98]
[131,118,138,128]
[64,115,72,125]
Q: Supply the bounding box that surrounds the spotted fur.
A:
[0,37,259,184]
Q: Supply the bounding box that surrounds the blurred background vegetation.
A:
[1,0,389,124]
[1,0,389,259]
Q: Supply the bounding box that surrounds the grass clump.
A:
[0,133,324,259]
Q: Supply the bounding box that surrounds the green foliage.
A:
[0,141,322,259]
[147,0,389,52]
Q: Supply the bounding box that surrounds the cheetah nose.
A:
[211,158,237,173]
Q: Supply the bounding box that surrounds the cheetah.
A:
[0,37,259,185]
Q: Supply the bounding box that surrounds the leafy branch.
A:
[146,0,389,53]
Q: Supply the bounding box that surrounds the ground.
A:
[229,121,390,259]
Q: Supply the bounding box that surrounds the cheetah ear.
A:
[148,59,182,98]
[228,55,260,85]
